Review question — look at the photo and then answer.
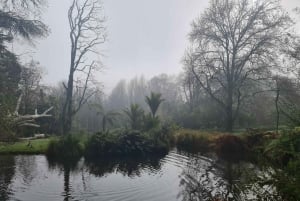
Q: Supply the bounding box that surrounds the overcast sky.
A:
[21,0,300,92]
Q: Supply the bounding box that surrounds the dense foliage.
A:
[262,129,300,200]
[46,135,83,160]
[85,128,173,158]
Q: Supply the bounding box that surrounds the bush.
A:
[264,129,300,166]
[266,132,300,200]
[277,159,300,200]
[85,128,172,158]
[147,126,175,146]
[0,112,15,142]
[46,135,83,160]
[143,114,160,130]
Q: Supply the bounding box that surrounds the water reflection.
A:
[178,153,283,201]
[46,156,83,201]
[0,155,15,201]
[15,156,38,186]
[0,151,289,201]
[44,154,165,201]
[85,155,164,177]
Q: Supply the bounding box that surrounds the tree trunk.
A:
[225,105,233,132]
[102,116,106,132]
[63,166,70,200]
[62,69,74,135]
[225,83,234,132]
[275,80,280,134]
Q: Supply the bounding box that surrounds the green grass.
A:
[0,138,54,154]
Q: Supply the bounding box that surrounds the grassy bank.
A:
[0,138,53,154]
[175,128,280,161]
[0,128,282,157]
[0,129,247,155]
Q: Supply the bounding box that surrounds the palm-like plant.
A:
[91,103,119,132]
[145,92,164,118]
[124,104,144,130]
[100,111,119,132]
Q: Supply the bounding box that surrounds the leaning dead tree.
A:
[0,0,50,137]
[11,64,53,128]
[13,105,53,128]
[62,0,106,134]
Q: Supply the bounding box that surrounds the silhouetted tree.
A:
[62,0,106,134]
[184,0,292,131]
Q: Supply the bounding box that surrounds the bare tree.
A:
[184,0,292,131]
[10,61,54,128]
[107,79,129,111]
[181,69,202,111]
[17,60,43,114]
[62,0,106,134]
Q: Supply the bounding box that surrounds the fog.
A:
[2,1,300,199]
[23,0,206,91]
[12,0,300,93]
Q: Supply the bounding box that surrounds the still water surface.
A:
[0,150,280,201]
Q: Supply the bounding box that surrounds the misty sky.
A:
[21,0,300,91]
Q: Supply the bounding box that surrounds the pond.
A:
[0,150,283,201]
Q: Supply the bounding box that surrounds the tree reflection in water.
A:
[85,154,164,178]
[16,156,38,186]
[0,155,15,201]
[178,154,284,201]
[45,154,164,200]
[46,156,83,201]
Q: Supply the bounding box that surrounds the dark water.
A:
[0,150,281,201]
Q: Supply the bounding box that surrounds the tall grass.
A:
[175,129,222,153]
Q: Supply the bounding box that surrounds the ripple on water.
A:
[0,150,282,201]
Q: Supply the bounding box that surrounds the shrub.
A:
[0,113,15,142]
[46,135,83,160]
[143,114,160,130]
[264,129,300,166]
[253,128,300,200]
[147,126,175,146]
[85,128,172,158]
[215,135,246,161]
